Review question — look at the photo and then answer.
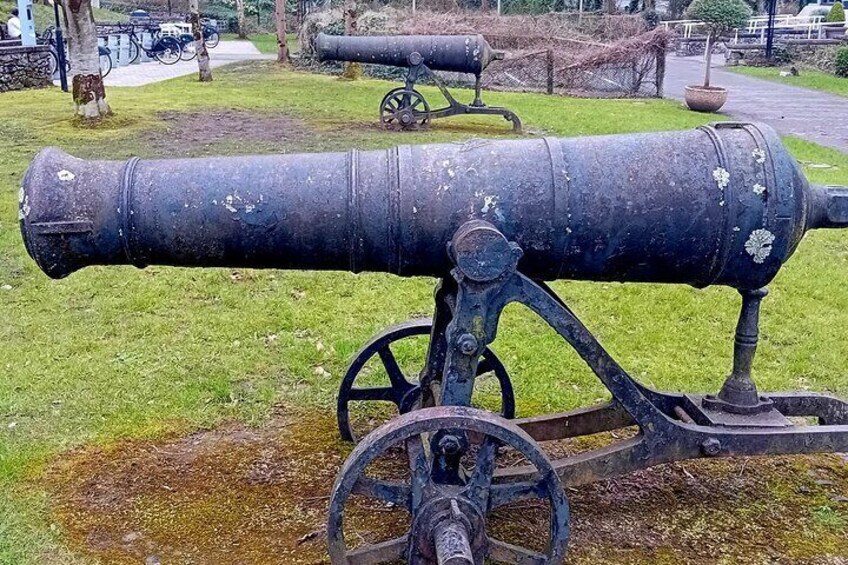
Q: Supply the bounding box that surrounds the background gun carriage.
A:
[316,33,522,132]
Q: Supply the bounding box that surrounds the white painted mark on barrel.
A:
[745,229,775,264]
[713,167,730,190]
[481,195,498,214]
[18,190,30,220]
[57,170,76,182]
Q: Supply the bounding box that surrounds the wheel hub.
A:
[410,495,486,565]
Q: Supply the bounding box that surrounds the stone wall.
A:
[726,39,845,70]
[0,44,53,93]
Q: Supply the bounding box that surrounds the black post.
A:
[765,0,777,60]
[53,0,68,92]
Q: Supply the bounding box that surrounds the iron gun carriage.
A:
[315,32,522,131]
[20,122,848,564]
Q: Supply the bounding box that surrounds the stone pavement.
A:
[103,40,274,87]
[664,55,848,154]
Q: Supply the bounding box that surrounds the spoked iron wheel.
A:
[337,319,515,443]
[327,406,571,564]
[380,88,431,130]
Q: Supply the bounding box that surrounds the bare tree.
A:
[66,0,110,119]
[189,0,213,81]
[276,0,289,64]
[235,0,247,39]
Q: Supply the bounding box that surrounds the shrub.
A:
[687,0,752,36]
[827,1,845,22]
[836,46,848,77]
[687,0,751,86]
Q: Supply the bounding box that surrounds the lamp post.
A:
[53,0,68,92]
[765,0,777,60]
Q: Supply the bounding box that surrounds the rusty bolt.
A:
[457,333,478,356]
[438,434,462,456]
[701,438,721,456]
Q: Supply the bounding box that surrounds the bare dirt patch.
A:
[42,409,848,564]
[144,110,312,157]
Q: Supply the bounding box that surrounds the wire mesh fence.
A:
[298,9,668,98]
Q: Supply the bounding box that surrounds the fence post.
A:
[546,49,554,95]
[654,45,666,98]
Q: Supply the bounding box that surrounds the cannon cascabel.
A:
[19,122,848,287]
[315,33,504,75]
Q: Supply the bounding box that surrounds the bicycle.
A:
[202,22,219,48]
[117,23,182,65]
[42,26,112,78]
[182,17,219,49]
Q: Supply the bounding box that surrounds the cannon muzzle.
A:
[19,123,847,289]
[315,33,504,75]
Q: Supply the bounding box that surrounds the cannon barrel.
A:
[315,33,504,75]
[19,123,848,288]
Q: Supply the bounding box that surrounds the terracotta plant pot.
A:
[684,85,728,113]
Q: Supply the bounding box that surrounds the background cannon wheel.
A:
[380,88,430,130]
[337,318,515,443]
[327,406,571,564]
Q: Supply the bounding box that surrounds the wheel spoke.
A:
[352,476,411,508]
[348,386,400,404]
[377,347,414,393]
[412,98,424,109]
[347,535,409,565]
[489,479,547,510]
[488,537,547,564]
[463,436,499,508]
[406,434,431,512]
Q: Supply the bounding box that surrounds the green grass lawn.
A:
[0,62,847,563]
[220,31,298,54]
[729,65,848,98]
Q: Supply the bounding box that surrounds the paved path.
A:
[103,40,273,87]
[664,55,848,154]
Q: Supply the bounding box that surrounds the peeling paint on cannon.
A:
[18,122,848,289]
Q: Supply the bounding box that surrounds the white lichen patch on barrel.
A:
[752,148,767,164]
[18,188,30,220]
[57,170,76,182]
[713,168,730,190]
[745,229,775,264]
[753,183,766,196]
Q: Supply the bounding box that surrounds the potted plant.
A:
[684,0,752,112]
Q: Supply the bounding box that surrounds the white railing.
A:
[665,14,841,41]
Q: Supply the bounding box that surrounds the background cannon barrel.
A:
[20,123,848,289]
[315,33,504,75]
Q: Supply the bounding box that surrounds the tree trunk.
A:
[276,0,289,64]
[704,33,712,87]
[235,0,247,39]
[189,0,213,81]
[481,0,489,11]
[66,0,110,119]
[604,0,616,14]
[342,0,361,79]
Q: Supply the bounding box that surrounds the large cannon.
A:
[316,33,522,131]
[20,122,848,564]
